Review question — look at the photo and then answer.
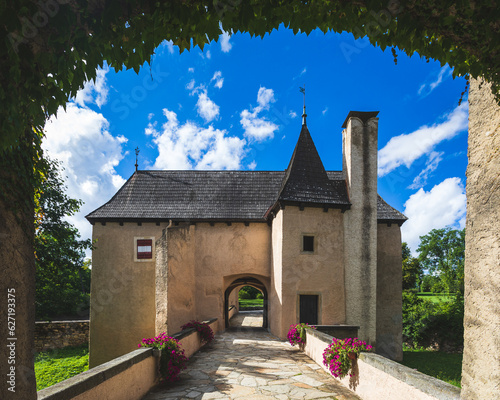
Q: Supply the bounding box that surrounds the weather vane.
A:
[135,147,140,171]
[299,85,307,125]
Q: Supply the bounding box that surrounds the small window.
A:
[136,238,153,260]
[302,235,314,252]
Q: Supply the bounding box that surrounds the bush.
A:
[403,291,435,347]
[256,292,263,299]
[239,286,261,299]
[239,290,251,299]
[425,294,464,350]
[421,275,439,293]
[431,280,447,294]
[403,290,464,350]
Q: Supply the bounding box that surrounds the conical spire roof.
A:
[277,124,337,205]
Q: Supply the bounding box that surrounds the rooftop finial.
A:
[299,85,307,126]
[134,147,140,171]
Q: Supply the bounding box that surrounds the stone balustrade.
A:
[37,318,218,400]
[303,329,461,400]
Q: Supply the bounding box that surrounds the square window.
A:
[302,235,314,252]
[136,238,153,259]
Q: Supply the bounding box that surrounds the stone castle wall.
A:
[35,321,89,352]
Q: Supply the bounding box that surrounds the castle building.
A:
[86,111,406,367]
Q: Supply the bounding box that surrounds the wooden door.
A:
[299,295,318,325]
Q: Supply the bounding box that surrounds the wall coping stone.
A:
[37,347,153,400]
[307,329,460,400]
[308,328,336,343]
[313,324,360,330]
[359,353,460,400]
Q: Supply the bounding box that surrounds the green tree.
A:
[417,228,465,294]
[35,159,92,319]
[421,274,445,293]
[0,2,499,397]
[402,242,422,290]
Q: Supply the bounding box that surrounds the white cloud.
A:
[418,66,453,97]
[322,107,328,115]
[408,151,443,189]
[294,68,307,80]
[206,50,211,59]
[196,90,220,122]
[211,71,224,89]
[43,102,127,248]
[240,109,278,141]
[148,109,246,170]
[289,111,298,119]
[378,102,468,176]
[257,87,275,108]
[401,177,466,252]
[220,30,232,52]
[186,79,196,91]
[74,66,109,108]
[240,87,279,141]
[188,67,195,73]
[248,161,257,170]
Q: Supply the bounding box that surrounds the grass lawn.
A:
[239,298,264,308]
[35,344,89,391]
[417,292,455,304]
[401,348,462,388]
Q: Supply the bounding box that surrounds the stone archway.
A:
[224,277,268,329]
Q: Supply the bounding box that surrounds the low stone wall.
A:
[228,305,238,320]
[304,329,461,400]
[38,318,218,400]
[171,318,218,358]
[35,320,89,352]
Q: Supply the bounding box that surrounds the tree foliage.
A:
[35,159,92,319]
[1,0,500,148]
[417,228,465,294]
[402,242,422,290]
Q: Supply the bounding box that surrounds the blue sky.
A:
[43,27,468,255]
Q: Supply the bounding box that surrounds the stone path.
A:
[142,319,361,400]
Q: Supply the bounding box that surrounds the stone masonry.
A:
[461,79,500,399]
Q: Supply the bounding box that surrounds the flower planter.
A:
[323,337,372,379]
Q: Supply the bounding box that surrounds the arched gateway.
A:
[87,112,406,368]
[224,277,268,329]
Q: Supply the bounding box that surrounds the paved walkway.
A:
[229,310,264,328]
[142,313,361,400]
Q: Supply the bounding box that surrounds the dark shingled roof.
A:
[377,195,408,223]
[277,125,344,207]
[86,170,406,223]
